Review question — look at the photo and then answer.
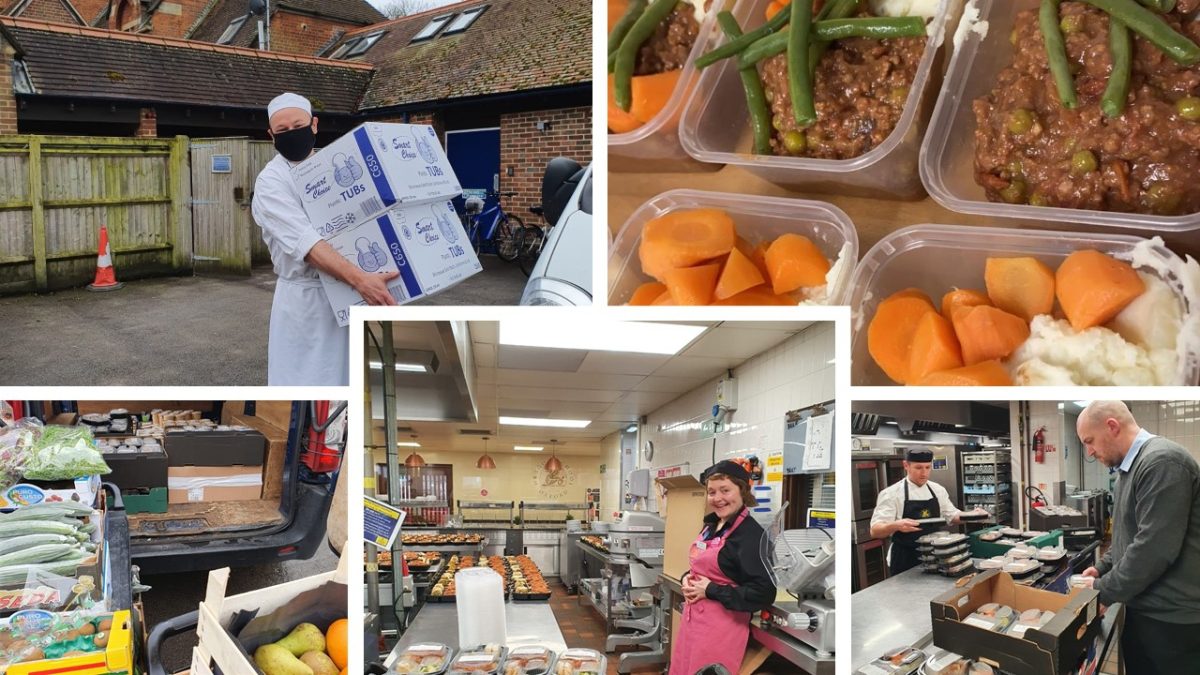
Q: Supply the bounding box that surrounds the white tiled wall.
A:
[1128,401,1200,462]
[641,323,835,510]
[600,431,622,518]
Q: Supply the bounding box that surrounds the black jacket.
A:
[683,508,776,612]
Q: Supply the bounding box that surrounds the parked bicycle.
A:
[512,157,585,277]
[462,190,524,261]
[514,205,550,277]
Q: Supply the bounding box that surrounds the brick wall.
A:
[135,107,157,137]
[0,41,18,135]
[71,0,109,24]
[499,106,592,218]
[109,0,137,30]
[17,0,81,24]
[140,0,213,38]
[270,11,362,56]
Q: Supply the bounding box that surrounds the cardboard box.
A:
[931,570,1102,675]
[222,401,294,431]
[165,429,266,467]
[0,475,101,511]
[103,448,167,491]
[228,413,288,501]
[292,122,460,238]
[656,475,711,582]
[317,200,482,326]
[168,466,263,504]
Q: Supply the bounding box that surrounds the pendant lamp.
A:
[403,435,426,468]
[544,439,562,473]
[476,436,497,469]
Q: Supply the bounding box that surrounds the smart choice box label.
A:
[318,200,482,326]
[292,122,462,239]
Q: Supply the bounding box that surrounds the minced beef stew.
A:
[636,1,712,76]
[974,2,1200,215]
[759,11,926,159]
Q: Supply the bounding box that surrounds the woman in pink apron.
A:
[669,460,776,675]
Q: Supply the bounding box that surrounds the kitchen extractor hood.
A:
[852,401,1010,438]
[368,321,478,423]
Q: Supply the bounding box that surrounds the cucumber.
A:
[0,502,94,518]
[0,520,84,539]
[0,534,78,557]
[0,555,89,585]
[0,544,82,567]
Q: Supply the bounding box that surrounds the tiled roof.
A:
[189,0,383,46]
[1,17,374,113]
[332,0,591,110]
[279,0,384,25]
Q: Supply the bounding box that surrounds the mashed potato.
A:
[1011,313,1179,386]
[800,242,852,305]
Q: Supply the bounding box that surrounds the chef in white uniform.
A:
[252,93,398,385]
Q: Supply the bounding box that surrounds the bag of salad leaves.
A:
[23,425,111,480]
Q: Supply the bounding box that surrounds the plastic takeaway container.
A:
[848,224,1200,385]
[921,0,1200,231]
[608,5,722,169]
[679,0,962,198]
[608,189,859,305]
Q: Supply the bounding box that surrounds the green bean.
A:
[718,12,773,155]
[1175,96,1200,120]
[1102,17,1132,118]
[614,0,678,111]
[608,0,647,58]
[789,0,816,126]
[1041,0,1078,109]
[607,50,617,74]
[1137,0,1176,12]
[1080,0,1200,65]
[739,17,928,67]
[696,4,791,69]
[810,0,865,79]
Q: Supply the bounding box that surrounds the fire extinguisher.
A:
[1033,426,1047,464]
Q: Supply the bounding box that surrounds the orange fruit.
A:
[326,618,348,669]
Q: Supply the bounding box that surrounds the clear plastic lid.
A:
[849,224,1200,385]
[392,644,453,675]
[681,0,958,198]
[608,189,858,305]
[554,649,605,675]
[920,0,1200,232]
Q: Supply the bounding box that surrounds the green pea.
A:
[1007,108,1035,135]
[1060,14,1083,35]
[999,179,1027,204]
[1144,182,1182,214]
[887,87,910,107]
[1006,159,1025,179]
[1010,28,1019,46]
[1175,96,1200,121]
[772,114,785,131]
[782,129,807,155]
[1071,150,1098,175]
[1029,192,1049,207]
[765,89,776,104]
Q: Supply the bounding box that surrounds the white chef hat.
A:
[267,92,312,119]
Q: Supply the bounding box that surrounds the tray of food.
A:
[503,646,556,675]
[391,643,454,675]
[553,648,606,675]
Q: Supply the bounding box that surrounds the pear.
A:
[274,623,326,657]
[300,651,339,675]
[254,644,313,675]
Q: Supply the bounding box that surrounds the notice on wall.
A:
[802,413,833,472]
[364,497,405,549]
[766,453,784,483]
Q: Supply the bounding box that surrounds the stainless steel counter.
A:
[384,602,567,668]
[850,567,958,671]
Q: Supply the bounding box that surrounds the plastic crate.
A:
[969,526,1063,558]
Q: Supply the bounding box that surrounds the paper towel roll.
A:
[455,567,507,647]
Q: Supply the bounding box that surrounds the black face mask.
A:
[273,125,316,162]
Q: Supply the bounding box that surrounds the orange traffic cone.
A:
[87,224,123,292]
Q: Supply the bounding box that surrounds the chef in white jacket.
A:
[252,93,398,385]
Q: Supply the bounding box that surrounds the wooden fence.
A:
[0,135,191,294]
[190,138,275,275]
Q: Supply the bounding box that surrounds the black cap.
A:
[906,448,934,463]
[701,460,751,484]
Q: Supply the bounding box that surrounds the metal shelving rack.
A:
[961,449,1013,526]
[457,500,514,525]
[576,542,653,635]
[519,501,589,527]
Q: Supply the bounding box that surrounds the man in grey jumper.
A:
[1077,400,1200,675]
